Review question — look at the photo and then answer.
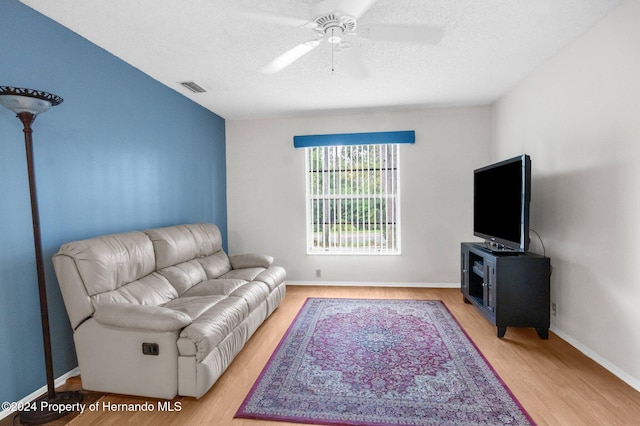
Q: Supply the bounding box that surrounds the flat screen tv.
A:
[474,154,531,252]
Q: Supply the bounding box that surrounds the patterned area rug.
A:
[236,298,534,425]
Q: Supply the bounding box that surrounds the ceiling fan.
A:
[236,0,444,77]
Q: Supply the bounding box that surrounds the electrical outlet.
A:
[315,269,322,278]
[551,303,557,316]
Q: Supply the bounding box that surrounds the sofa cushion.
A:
[176,297,250,360]
[184,223,224,256]
[145,223,226,270]
[157,259,208,295]
[197,251,232,279]
[184,279,269,311]
[220,267,266,282]
[164,295,226,320]
[148,224,232,293]
[182,279,270,312]
[229,282,270,312]
[94,303,192,331]
[254,266,287,292]
[91,272,178,308]
[56,231,156,296]
[182,279,248,297]
[145,225,198,269]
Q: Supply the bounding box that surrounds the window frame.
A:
[304,143,402,255]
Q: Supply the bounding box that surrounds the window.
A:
[305,143,401,254]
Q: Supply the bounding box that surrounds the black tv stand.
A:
[461,243,550,339]
[486,248,520,256]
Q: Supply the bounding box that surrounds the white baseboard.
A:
[0,367,80,421]
[287,281,459,288]
[551,326,640,393]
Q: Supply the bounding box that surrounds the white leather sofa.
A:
[52,223,286,399]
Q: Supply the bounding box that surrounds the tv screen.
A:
[473,155,530,252]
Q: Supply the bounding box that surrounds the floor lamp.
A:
[0,86,83,425]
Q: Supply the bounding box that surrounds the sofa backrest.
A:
[146,224,232,295]
[58,231,156,295]
[53,223,230,330]
[54,231,160,328]
[144,223,222,268]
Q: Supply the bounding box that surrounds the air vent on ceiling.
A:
[179,81,207,93]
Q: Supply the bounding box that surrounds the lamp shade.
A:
[0,86,63,115]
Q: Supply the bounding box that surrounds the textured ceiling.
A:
[20,0,622,120]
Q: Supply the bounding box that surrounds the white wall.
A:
[493,0,640,389]
[226,107,491,285]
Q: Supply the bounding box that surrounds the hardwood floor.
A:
[39,286,640,425]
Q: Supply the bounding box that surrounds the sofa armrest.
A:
[229,253,273,269]
[94,303,192,331]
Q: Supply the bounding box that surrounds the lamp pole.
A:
[19,110,57,400]
[0,86,82,425]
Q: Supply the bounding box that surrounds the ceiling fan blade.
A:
[313,0,379,19]
[233,6,310,28]
[362,24,444,44]
[338,46,368,79]
[260,40,321,74]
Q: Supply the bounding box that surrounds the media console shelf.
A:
[461,242,550,339]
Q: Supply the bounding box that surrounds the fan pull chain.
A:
[331,28,335,72]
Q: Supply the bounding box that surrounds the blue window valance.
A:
[293,130,415,148]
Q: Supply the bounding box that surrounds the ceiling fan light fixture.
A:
[327,27,343,44]
[314,13,356,44]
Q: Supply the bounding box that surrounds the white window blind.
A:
[305,143,400,255]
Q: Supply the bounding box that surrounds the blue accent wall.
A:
[0,0,227,404]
